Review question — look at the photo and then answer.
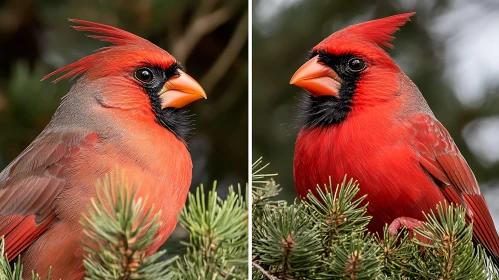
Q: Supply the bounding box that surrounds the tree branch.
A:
[252,261,279,280]
[172,5,234,62]
[192,0,219,20]
[200,11,247,93]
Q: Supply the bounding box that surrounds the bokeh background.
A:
[0,0,247,254]
[252,0,499,227]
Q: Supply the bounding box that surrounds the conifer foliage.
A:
[252,158,498,280]
[0,171,247,280]
[168,184,248,279]
[80,172,175,279]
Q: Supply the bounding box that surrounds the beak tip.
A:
[160,71,207,108]
[289,55,342,98]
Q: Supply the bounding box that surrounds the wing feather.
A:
[411,114,499,263]
[0,130,99,260]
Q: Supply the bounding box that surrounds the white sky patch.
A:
[397,0,436,12]
[463,117,499,165]
[432,1,499,106]
[483,183,499,231]
[254,0,303,36]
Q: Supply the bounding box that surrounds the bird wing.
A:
[0,130,99,260]
[410,114,499,262]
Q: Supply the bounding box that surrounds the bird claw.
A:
[388,217,423,239]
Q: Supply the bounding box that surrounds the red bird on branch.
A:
[290,13,499,263]
[0,20,206,279]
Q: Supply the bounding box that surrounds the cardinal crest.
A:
[314,12,415,51]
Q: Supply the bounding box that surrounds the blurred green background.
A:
[252,0,499,225]
[0,0,247,254]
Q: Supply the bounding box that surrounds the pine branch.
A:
[323,232,382,280]
[1,172,247,280]
[1,171,247,280]
[379,225,419,277]
[80,171,175,280]
[1,171,177,280]
[252,157,281,218]
[412,203,493,280]
[252,158,499,280]
[303,177,370,255]
[168,183,248,279]
[252,261,278,280]
[253,202,322,279]
[0,235,50,280]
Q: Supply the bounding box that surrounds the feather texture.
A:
[0,19,195,279]
[293,13,499,265]
[42,19,176,83]
[411,114,499,262]
[314,12,414,51]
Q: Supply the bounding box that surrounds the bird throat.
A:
[142,65,193,144]
[298,52,360,128]
[154,107,193,143]
[298,80,356,128]
[145,83,192,143]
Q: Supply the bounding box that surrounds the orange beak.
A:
[290,55,342,97]
[159,70,207,109]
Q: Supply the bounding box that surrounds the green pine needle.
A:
[323,233,382,280]
[0,237,48,280]
[253,203,322,278]
[168,183,248,279]
[80,171,175,280]
[252,157,282,218]
[1,171,247,280]
[252,158,499,280]
[412,203,491,280]
[303,176,370,252]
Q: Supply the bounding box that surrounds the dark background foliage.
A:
[0,0,247,254]
[252,0,499,225]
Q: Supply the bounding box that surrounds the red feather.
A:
[314,12,415,51]
[42,19,175,83]
[69,19,143,46]
[1,18,196,279]
[293,12,499,265]
[0,215,55,261]
[411,114,499,262]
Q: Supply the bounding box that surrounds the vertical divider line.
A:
[247,0,253,278]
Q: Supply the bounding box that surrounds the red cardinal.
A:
[290,13,499,263]
[0,20,206,279]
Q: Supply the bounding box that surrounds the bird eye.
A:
[347,57,366,72]
[134,68,154,83]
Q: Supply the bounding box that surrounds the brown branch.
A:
[172,5,234,62]
[252,261,279,280]
[166,6,186,47]
[192,0,219,20]
[200,11,247,93]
